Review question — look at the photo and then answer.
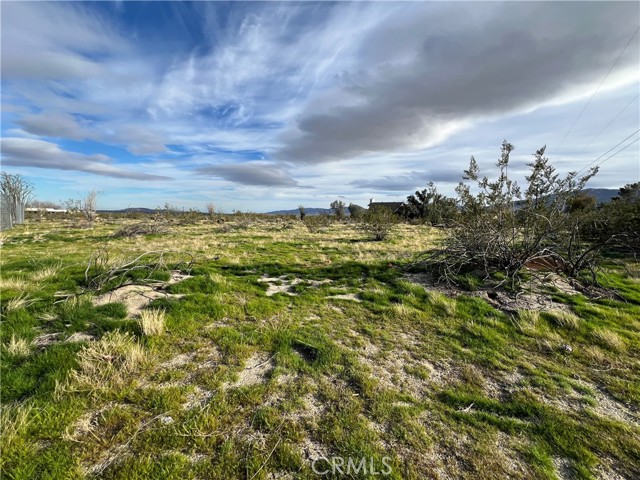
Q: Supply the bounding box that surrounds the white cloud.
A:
[1,137,169,181]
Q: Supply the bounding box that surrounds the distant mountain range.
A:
[582,188,621,205]
[265,207,335,216]
[97,207,157,214]
[96,189,621,215]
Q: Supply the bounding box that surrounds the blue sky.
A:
[1,1,639,212]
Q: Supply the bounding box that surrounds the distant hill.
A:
[582,188,620,205]
[97,207,158,214]
[265,207,334,216]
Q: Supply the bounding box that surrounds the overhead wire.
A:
[574,128,640,176]
[573,92,639,159]
[552,26,639,154]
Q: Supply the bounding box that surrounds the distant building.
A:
[25,208,68,213]
[368,198,404,214]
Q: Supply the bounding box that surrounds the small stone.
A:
[561,344,573,353]
[159,416,174,425]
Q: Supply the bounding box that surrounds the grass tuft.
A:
[62,331,148,397]
[4,334,31,357]
[591,328,626,352]
[138,309,166,336]
[3,294,37,313]
[428,291,457,316]
[547,309,580,330]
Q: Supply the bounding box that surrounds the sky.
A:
[1,1,639,212]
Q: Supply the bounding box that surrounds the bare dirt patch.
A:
[257,275,332,297]
[326,293,362,302]
[92,285,184,317]
[405,272,574,313]
[66,332,96,343]
[230,352,274,388]
[31,333,62,347]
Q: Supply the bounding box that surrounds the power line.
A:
[553,26,640,153]
[575,128,640,176]
[592,136,639,170]
[574,92,639,158]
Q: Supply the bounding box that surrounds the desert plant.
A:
[330,200,346,221]
[398,182,458,225]
[361,206,399,241]
[303,214,332,233]
[207,202,216,221]
[298,204,306,220]
[110,222,169,238]
[63,189,99,225]
[1,172,34,224]
[423,141,604,286]
[348,203,366,221]
[582,182,640,253]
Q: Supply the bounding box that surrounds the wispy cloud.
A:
[1,138,169,181]
[1,1,637,210]
[197,161,299,187]
[276,2,639,164]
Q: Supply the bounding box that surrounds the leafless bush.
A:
[110,222,169,238]
[303,214,333,233]
[1,172,34,224]
[207,202,216,221]
[361,207,400,241]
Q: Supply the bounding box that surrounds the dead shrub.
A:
[361,207,399,241]
[110,222,168,238]
[303,214,333,233]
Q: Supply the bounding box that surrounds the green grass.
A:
[1,217,639,479]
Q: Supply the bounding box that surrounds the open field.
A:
[1,217,639,479]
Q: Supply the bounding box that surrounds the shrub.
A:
[330,200,346,221]
[424,141,604,286]
[361,207,399,241]
[303,214,332,233]
[398,182,458,225]
[348,203,367,221]
[111,222,168,238]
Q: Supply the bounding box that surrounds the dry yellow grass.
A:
[63,331,148,397]
[4,334,30,357]
[31,263,62,281]
[0,276,29,291]
[138,309,166,336]
[428,291,457,316]
[3,294,37,312]
[0,404,34,449]
[548,309,580,330]
[591,328,626,352]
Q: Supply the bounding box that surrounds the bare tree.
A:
[63,189,98,225]
[1,172,34,224]
[206,202,216,220]
[83,189,98,223]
